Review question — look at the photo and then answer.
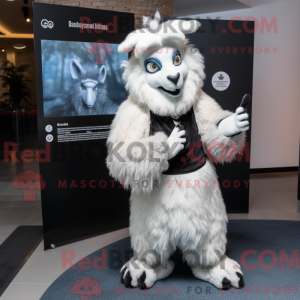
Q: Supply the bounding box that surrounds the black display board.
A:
[34,7,253,249]
[297,138,300,213]
[187,19,254,213]
[33,3,134,249]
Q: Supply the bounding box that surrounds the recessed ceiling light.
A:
[22,7,29,21]
[13,44,26,50]
[1,49,5,52]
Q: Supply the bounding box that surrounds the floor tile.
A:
[1,283,49,300]
[255,209,300,220]
[0,225,19,244]
[228,209,260,220]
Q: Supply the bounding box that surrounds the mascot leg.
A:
[185,164,244,290]
[185,195,244,290]
[120,193,175,288]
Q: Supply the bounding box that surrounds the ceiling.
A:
[0,38,34,53]
[0,0,252,37]
[174,0,252,17]
[0,0,34,35]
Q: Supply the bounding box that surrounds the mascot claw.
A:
[120,260,175,289]
[192,256,244,290]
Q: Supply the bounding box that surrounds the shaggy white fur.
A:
[107,97,170,194]
[120,42,205,118]
[202,109,246,164]
[106,12,248,290]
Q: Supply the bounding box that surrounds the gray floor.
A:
[0,158,299,299]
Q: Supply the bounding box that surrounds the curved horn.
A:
[143,10,161,28]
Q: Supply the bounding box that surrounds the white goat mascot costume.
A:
[107,12,249,290]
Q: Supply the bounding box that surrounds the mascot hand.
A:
[218,107,249,137]
[167,126,186,159]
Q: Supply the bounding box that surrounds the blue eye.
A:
[144,58,162,73]
[173,50,182,66]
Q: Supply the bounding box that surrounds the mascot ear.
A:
[70,59,86,80]
[118,31,142,54]
[118,10,162,54]
[98,65,107,83]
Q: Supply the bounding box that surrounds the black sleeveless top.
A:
[149,108,206,175]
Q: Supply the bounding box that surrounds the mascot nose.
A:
[167,72,180,85]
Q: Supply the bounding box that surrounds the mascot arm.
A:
[195,92,246,164]
[106,99,169,194]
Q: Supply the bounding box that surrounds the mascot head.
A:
[118,11,205,118]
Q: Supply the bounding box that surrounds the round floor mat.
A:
[40,220,300,300]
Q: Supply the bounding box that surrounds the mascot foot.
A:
[192,255,244,290]
[120,259,175,288]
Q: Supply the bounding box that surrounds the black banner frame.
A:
[186,18,254,214]
[33,2,134,250]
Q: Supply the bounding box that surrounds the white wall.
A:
[183,0,300,169]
